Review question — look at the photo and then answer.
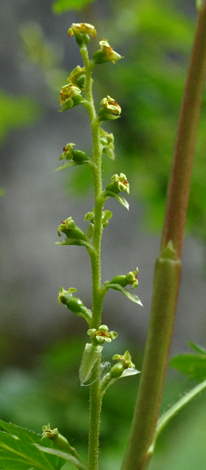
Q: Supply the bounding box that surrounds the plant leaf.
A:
[55,238,94,252]
[52,0,95,14]
[170,353,206,381]
[35,445,88,470]
[55,160,90,171]
[104,191,129,210]
[0,424,66,470]
[188,341,206,356]
[104,283,143,306]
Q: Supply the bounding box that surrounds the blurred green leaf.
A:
[170,342,206,381]
[0,420,66,470]
[52,0,95,14]
[0,91,40,144]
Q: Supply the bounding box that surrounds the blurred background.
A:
[0,0,206,468]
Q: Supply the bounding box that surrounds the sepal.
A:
[79,343,103,384]
[58,287,92,324]
[93,39,122,65]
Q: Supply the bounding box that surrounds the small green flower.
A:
[93,39,122,65]
[57,217,86,240]
[110,268,139,289]
[106,173,130,194]
[98,96,121,121]
[67,66,86,90]
[59,84,83,111]
[68,23,97,46]
[100,128,115,160]
[112,350,136,369]
[87,325,118,345]
[59,143,88,164]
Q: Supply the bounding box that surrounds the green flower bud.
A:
[93,39,122,65]
[110,268,138,289]
[59,84,83,111]
[84,209,113,230]
[106,173,130,194]
[42,424,72,452]
[58,287,84,314]
[59,144,89,165]
[68,23,97,47]
[98,96,121,122]
[87,324,118,345]
[112,350,136,370]
[110,362,124,378]
[68,66,86,90]
[100,128,115,160]
[57,217,86,240]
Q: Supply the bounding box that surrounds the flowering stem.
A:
[121,4,206,470]
[81,45,104,470]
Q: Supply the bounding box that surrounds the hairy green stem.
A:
[81,45,104,470]
[122,4,206,470]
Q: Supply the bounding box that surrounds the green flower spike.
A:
[57,217,86,240]
[59,84,83,111]
[106,173,130,194]
[67,66,86,90]
[93,39,122,65]
[110,268,139,290]
[87,325,118,345]
[58,287,92,324]
[68,23,97,47]
[98,95,121,122]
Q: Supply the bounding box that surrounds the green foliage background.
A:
[1,0,206,469]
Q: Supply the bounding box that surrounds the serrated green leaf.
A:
[170,354,206,381]
[34,445,88,470]
[0,420,42,444]
[52,0,95,14]
[0,429,65,470]
[104,283,143,306]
